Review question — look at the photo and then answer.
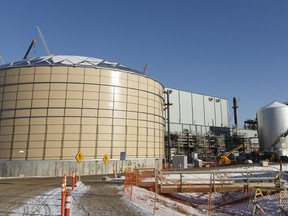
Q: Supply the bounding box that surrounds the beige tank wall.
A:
[0,66,165,160]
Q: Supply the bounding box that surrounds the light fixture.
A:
[208,97,213,101]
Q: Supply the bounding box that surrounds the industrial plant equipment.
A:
[257,102,288,158]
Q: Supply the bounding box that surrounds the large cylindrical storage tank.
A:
[0,55,165,160]
[257,101,288,152]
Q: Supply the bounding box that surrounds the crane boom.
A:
[143,64,148,74]
[36,26,51,56]
[225,144,244,158]
[0,55,4,64]
[219,144,244,166]
[23,40,36,60]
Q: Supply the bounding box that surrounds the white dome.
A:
[0,55,142,74]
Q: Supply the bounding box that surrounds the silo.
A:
[0,55,165,161]
[257,101,288,155]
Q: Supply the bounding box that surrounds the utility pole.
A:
[164,89,173,168]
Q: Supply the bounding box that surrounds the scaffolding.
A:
[169,132,226,162]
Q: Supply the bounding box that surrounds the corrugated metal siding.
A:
[221,100,229,127]
[192,93,205,125]
[180,91,193,124]
[215,99,222,126]
[166,88,229,135]
[204,95,215,126]
[169,90,180,123]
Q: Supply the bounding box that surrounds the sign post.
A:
[103,154,109,176]
[75,151,84,182]
[120,152,126,173]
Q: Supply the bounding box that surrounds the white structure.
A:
[165,88,229,135]
[257,101,288,156]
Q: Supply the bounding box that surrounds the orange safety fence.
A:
[124,171,136,200]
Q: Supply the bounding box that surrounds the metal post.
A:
[164,90,172,169]
[167,91,171,168]
[187,132,190,163]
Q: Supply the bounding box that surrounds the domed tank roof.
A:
[259,101,287,110]
[0,55,142,74]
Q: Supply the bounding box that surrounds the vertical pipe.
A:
[167,92,171,168]
[233,97,238,129]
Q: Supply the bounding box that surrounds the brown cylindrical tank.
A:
[0,55,165,160]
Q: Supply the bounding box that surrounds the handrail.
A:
[134,167,284,193]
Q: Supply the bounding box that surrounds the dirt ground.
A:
[0,177,61,215]
[0,175,147,216]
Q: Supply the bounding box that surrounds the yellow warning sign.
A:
[103,154,109,164]
[75,151,84,163]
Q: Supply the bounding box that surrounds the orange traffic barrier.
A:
[61,177,66,216]
[72,171,75,191]
[65,189,71,216]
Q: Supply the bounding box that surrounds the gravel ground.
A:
[76,181,149,216]
[0,175,147,216]
[0,177,62,215]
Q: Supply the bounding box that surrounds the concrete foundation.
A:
[0,158,162,178]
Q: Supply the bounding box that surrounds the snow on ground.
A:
[10,164,288,215]
[12,183,90,216]
[121,185,205,216]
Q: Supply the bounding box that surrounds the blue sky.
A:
[1,1,288,127]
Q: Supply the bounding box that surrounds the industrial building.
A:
[163,88,230,161]
[0,55,165,162]
[165,88,229,133]
[0,54,249,176]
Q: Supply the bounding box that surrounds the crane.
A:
[143,64,148,74]
[0,55,4,64]
[219,144,244,166]
[23,39,36,60]
[36,26,51,56]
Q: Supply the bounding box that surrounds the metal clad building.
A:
[0,55,165,160]
[165,88,229,134]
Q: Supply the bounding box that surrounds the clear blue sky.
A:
[1,0,288,127]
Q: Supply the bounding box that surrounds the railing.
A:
[134,168,283,193]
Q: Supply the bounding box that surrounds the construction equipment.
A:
[143,64,148,74]
[23,39,36,59]
[36,26,51,56]
[219,144,244,166]
[0,55,4,64]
